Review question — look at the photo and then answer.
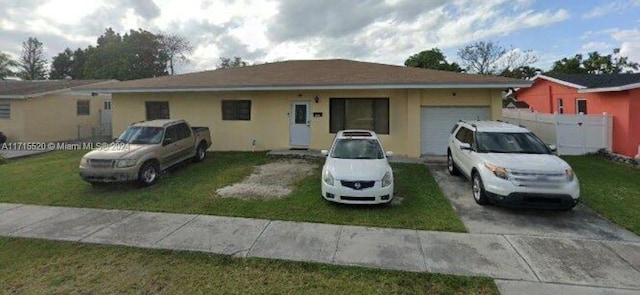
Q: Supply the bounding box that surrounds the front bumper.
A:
[79,165,140,183]
[480,168,580,210]
[321,180,393,204]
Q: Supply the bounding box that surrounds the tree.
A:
[18,37,47,80]
[0,52,19,79]
[217,56,248,69]
[549,49,639,74]
[500,66,541,80]
[457,41,507,75]
[49,48,74,79]
[160,34,193,75]
[404,48,462,72]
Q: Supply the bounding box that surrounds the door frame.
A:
[289,101,311,147]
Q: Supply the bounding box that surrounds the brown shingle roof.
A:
[75,59,531,92]
[0,79,114,98]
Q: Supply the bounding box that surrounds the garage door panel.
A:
[421,107,490,155]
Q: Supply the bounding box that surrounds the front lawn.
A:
[0,237,498,295]
[0,151,465,232]
[565,155,640,235]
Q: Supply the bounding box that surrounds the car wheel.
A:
[193,142,207,163]
[472,172,489,205]
[447,151,460,176]
[138,161,159,187]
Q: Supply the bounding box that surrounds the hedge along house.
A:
[76,59,531,157]
[0,79,114,143]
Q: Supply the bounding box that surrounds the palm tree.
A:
[0,52,19,79]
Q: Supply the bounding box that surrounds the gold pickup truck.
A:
[79,119,212,186]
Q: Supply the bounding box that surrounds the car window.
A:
[117,126,164,144]
[476,132,550,154]
[175,123,191,140]
[164,125,178,142]
[330,138,384,159]
[455,127,470,143]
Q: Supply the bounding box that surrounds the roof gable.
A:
[75,59,532,93]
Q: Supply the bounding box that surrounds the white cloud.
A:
[582,41,611,52]
[583,1,640,19]
[611,29,640,63]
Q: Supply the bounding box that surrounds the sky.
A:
[1,0,639,75]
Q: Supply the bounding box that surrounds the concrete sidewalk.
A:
[1,203,640,294]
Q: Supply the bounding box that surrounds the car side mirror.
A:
[163,138,174,145]
[459,142,472,150]
[548,144,557,152]
[385,151,394,157]
[320,150,329,157]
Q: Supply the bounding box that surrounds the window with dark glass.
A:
[222,100,251,120]
[295,104,307,124]
[329,98,389,134]
[576,99,587,114]
[0,101,10,119]
[146,101,170,120]
[77,100,90,115]
[558,98,564,114]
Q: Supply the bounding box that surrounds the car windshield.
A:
[476,132,550,154]
[116,126,164,144]
[330,138,384,159]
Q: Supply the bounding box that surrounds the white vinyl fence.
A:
[502,109,612,155]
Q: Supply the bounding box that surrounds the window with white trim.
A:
[558,98,564,114]
[77,100,90,116]
[576,99,587,114]
[0,101,10,119]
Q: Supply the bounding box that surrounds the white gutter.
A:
[0,80,118,99]
[77,82,533,93]
[532,74,586,89]
[578,82,640,93]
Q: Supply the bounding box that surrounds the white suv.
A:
[321,130,394,204]
[447,121,580,210]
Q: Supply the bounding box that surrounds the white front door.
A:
[290,101,311,147]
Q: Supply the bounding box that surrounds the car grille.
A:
[341,196,376,201]
[341,181,375,190]
[89,159,114,169]
[509,170,566,188]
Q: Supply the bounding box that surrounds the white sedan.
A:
[321,130,394,204]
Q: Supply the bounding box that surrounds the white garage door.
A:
[421,107,491,155]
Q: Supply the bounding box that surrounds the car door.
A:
[453,127,474,177]
[174,122,194,162]
[160,125,181,168]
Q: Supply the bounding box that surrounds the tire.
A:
[193,142,207,163]
[472,172,489,205]
[138,161,159,187]
[447,150,460,176]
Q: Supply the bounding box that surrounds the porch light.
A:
[314,96,320,103]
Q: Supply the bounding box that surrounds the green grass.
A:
[0,237,497,295]
[565,155,640,235]
[0,151,465,232]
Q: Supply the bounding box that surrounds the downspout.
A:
[548,85,554,113]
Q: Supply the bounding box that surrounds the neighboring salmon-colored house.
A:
[516,73,640,157]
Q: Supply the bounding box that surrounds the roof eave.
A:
[532,74,587,89]
[578,82,640,93]
[77,82,533,93]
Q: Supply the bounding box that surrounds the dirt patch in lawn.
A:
[216,159,319,200]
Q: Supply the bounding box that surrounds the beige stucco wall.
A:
[8,93,110,142]
[0,99,26,142]
[112,88,502,157]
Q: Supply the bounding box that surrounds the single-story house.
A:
[76,59,531,157]
[0,79,114,143]
[516,73,640,157]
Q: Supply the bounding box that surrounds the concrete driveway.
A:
[428,163,640,242]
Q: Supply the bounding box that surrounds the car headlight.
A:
[115,159,137,168]
[80,157,88,166]
[485,162,508,180]
[382,171,393,187]
[565,168,575,181]
[323,170,334,186]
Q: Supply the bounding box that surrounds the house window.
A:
[222,100,251,120]
[77,100,90,116]
[104,101,111,110]
[330,98,389,134]
[0,101,10,119]
[558,98,564,114]
[576,99,587,114]
[145,101,170,120]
